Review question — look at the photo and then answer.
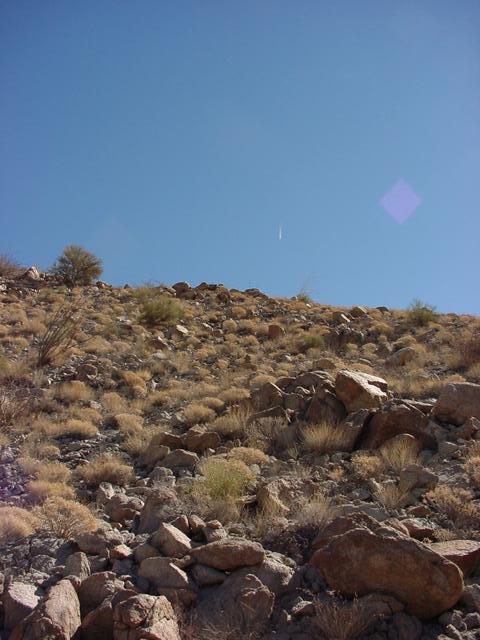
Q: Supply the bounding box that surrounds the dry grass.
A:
[48,418,97,439]
[27,480,75,503]
[228,447,269,466]
[183,403,216,425]
[295,492,335,529]
[54,380,93,403]
[312,596,379,640]
[218,387,250,405]
[211,406,251,438]
[0,506,38,543]
[426,485,480,529]
[37,303,82,366]
[19,458,71,483]
[0,387,28,429]
[102,391,127,413]
[34,496,97,539]
[302,422,351,455]
[379,437,419,473]
[77,453,134,487]
[111,413,144,434]
[196,457,255,501]
[122,371,147,397]
[351,452,385,480]
[465,456,480,487]
[373,482,408,509]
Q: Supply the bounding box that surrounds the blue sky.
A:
[1,1,479,313]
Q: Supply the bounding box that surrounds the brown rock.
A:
[137,489,178,533]
[113,594,180,640]
[310,524,463,619]
[64,552,91,580]
[433,382,480,425]
[185,426,220,453]
[151,522,192,558]
[359,403,435,449]
[187,538,265,571]
[251,381,284,412]
[78,572,125,614]
[267,324,284,339]
[3,582,39,632]
[10,579,81,640]
[429,540,480,577]
[335,370,388,413]
[161,449,199,471]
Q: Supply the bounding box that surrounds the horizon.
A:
[1,1,479,314]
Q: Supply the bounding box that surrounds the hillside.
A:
[1,266,480,639]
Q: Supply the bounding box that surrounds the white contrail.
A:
[279,224,282,241]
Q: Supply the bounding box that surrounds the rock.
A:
[388,611,423,640]
[2,582,40,632]
[64,552,91,579]
[306,393,347,425]
[433,383,480,426]
[138,557,197,605]
[429,541,480,577]
[78,571,125,614]
[185,426,220,453]
[113,594,181,640]
[399,464,439,493]
[231,552,295,597]
[161,449,199,471]
[256,481,290,516]
[401,518,438,541]
[190,564,226,587]
[251,382,284,412]
[151,522,192,558]
[76,526,124,556]
[350,306,368,318]
[386,347,418,367]
[10,579,81,640]
[104,493,144,523]
[186,538,265,571]
[359,403,435,449]
[267,324,284,339]
[461,584,480,612]
[335,370,388,412]
[310,520,463,619]
[194,573,274,636]
[137,489,178,533]
[80,589,136,640]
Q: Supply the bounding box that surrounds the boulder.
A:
[310,520,463,619]
[251,382,284,412]
[186,538,265,571]
[399,464,438,493]
[10,579,81,640]
[433,383,480,425]
[161,449,199,471]
[78,572,125,614]
[306,393,347,425]
[2,582,40,632]
[185,426,220,453]
[335,370,388,412]
[385,347,418,367]
[113,594,181,640]
[80,589,137,640]
[137,488,178,533]
[76,526,124,556]
[359,403,435,449]
[428,540,480,577]
[138,557,197,605]
[104,493,144,523]
[151,522,192,558]
[64,552,91,580]
[267,324,284,339]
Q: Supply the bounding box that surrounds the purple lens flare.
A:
[380,179,421,224]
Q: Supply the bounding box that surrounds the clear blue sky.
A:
[1,1,479,313]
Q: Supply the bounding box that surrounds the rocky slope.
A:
[1,268,480,639]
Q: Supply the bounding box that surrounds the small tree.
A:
[51,245,103,286]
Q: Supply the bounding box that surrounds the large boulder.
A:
[113,594,181,640]
[428,540,480,577]
[78,572,125,614]
[359,402,435,450]
[335,370,388,413]
[251,382,284,412]
[2,582,40,632]
[137,489,178,533]
[151,522,192,558]
[10,579,81,640]
[138,557,197,605]
[310,517,463,619]
[433,382,480,425]
[185,538,265,571]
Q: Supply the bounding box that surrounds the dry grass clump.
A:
[379,437,419,473]
[211,406,251,438]
[200,396,225,411]
[247,417,296,455]
[196,458,255,501]
[54,380,93,403]
[218,387,250,405]
[0,253,23,277]
[27,480,75,503]
[302,422,351,455]
[37,303,82,366]
[183,403,216,425]
[464,456,480,487]
[19,458,71,483]
[373,482,407,509]
[48,418,97,439]
[228,447,269,466]
[111,413,144,435]
[451,334,480,371]
[312,595,379,640]
[426,485,480,529]
[297,330,325,353]
[102,391,127,413]
[406,299,437,327]
[121,429,152,457]
[134,287,182,327]
[0,387,28,429]
[0,506,39,543]
[351,452,385,480]
[77,453,134,487]
[122,371,147,397]
[34,496,97,539]
[295,492,334,529]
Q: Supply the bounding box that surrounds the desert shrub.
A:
[406,299,437,327]
[351,452,385,480]
[102,392,127,412]
[211,406,251,438]
[296,289,313,304]
[48,419,97,439]
[134,287,182,327]
[426,485,480,529]
[0,387,28,429]
[54,380,93,403]
[196,458,255,501]
[34,496,97,539]
[0,506,38,543]
[298,330,325,353]
[19,458,71,483]
[312,595,379,640]
[77,453,134,487]
[295,492,334,529]
[122,371,147,397]
[465,456,480,486]
[0,253,23,277]
[183,403,216,425]
[452,334,480,371]
[373,482,407,509]
[228,447,269,466]
[27,480,75,502]
[302,422,351,455]
[379,437,419,473]
[50,244,103,286]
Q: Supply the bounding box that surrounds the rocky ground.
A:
[1,268,480,639]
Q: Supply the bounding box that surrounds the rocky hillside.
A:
[1,266,480,639]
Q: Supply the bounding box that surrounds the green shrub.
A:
[51,245,103,286]
[406,299,437,326]
[298,330,324,353]
[134,287,182,327]
[198,457,255,500]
